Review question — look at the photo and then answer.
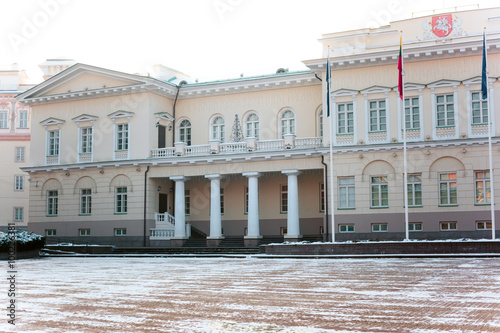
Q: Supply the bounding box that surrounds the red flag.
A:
[398,36,403,100]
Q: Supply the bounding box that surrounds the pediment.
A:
[108,110,135,119]
[40,117,65,126]
[360,86,392,95]
[18,64,149,100]
[72,114,99,123]
[427,79,461,88]
[331,89,359,97]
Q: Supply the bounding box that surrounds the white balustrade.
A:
[295,137,323,148]
[256,139,285,151]
[220,142,247,154]
[471,124,489,137]
[336,134,355,145]
[150,228,175,239]
[78,153,92,162]
[151,147,176,158]
[114,150,128,160]
[436,126,456,138]
[185,144,211,156]
[46,155,59,165]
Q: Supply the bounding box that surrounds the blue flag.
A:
[326,54,331,117]
[482,30,488,100]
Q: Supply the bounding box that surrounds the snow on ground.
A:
[4,257,500,332]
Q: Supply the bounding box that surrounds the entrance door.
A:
[159,193,168,213]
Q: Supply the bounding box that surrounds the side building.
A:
[0,64,34,232]
[17,7,499,246]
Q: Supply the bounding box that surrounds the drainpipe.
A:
[143,166,150,247]
[320,154,329,242]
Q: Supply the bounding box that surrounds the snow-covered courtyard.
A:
[7,257,500,332]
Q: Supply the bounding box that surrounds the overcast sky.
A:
[1,0,498,83]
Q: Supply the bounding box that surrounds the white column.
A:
[243,172,261,238]
[170,176,188,239]
[205,174,224,239]
[282,169,301,239]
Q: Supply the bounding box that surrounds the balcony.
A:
[150,135,323,158]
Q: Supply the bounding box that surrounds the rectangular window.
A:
[244,186,249,214]
[45,229,57,236]
[371,176,388,208]
[436,94,455,127]
[407,174,422,207]
[80,189,92,215]
[338,177,355,209]
[405,97,420,129]
[116,124,129,150]
[0,111,8,128]
[47,190,58,216]
[14,175,24,191]
[369,100,386,132]
[115,187,127,213]
[319,183,325,212]
[220,188,224,214]
[280,184,288,213]
[48,130,60,156]
[372,223,388,232]
[476,221,492,230]
[471,92,488,124]
[475,171,491,205]
[439,173,457,206]
[15,147,25,162]
[18,110,28,128]
[80,127,93,153]
[339,224,355,233]
[409,222,422,231]
[337,103,354,134]
[79,229,90,236]
[114,228,127,236]
[440,221,457,231]
[185,189,190,215]
[14,207,23,222]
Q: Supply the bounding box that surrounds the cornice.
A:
[176,72,321,99]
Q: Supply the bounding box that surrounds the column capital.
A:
[205,174,223,180]
[242,172,261,178]
[170,175,189,182]
[282,169,300,176]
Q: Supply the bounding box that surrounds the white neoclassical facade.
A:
[17,7,500,246]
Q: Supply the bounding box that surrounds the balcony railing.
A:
[150,136,323,159]
[78,152,92,163]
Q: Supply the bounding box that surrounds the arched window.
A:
[179,119,191,145]
[245,113,259,139]
[211,116,225,143]
[280,110,295,137]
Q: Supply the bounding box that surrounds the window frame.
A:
[368,100,386,132]
[371,223,388,232]
[115,187,128,214]
[280,184,288,213]
[185,188,190,216]
[79,229,91,236]
[475,171,491,205]
[13,207,24,222]
[114,228,127,236]
[407,174,422,207]
[14,175,24,191]
[439,172,457,206]
[45,229,57,236]
[244,113,260,139]
[370,176,388,208]
[0,110,8,128]
[337,103,354,134]
[339,224,355,233]
[408,222,423,231]
[210,116,225,143]
[338,177,355,209]
[46,190,58,216]
[80,127,93,154]
[404,97,420,130]
[476,221,492,230]
[436,94,455,127]
[47,130,60,157]
[15,146,25,163]
[280,109,296,138]
[471,92,488,125]
[80,188,92,215]
[179,119,192,145]
[440,221,457,231]
[116,124,129,151]
[17,109,29,128]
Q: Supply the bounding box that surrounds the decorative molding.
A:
[72,114,99,123]
[40,117,65,126]
[107,110,135,119]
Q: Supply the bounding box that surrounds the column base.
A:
[171,237,188,247]
[206,236,225,247]
[244,235,263,247]
[284,234,303,243]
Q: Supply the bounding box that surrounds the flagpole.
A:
[399,32,410,241]
[483,28,496,239]
[327,46,336,242]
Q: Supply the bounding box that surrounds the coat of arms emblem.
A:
[432,14,453,37]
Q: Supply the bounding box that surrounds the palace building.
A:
[17,7,499,246]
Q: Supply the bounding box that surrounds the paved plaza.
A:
[7,257,500,332]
